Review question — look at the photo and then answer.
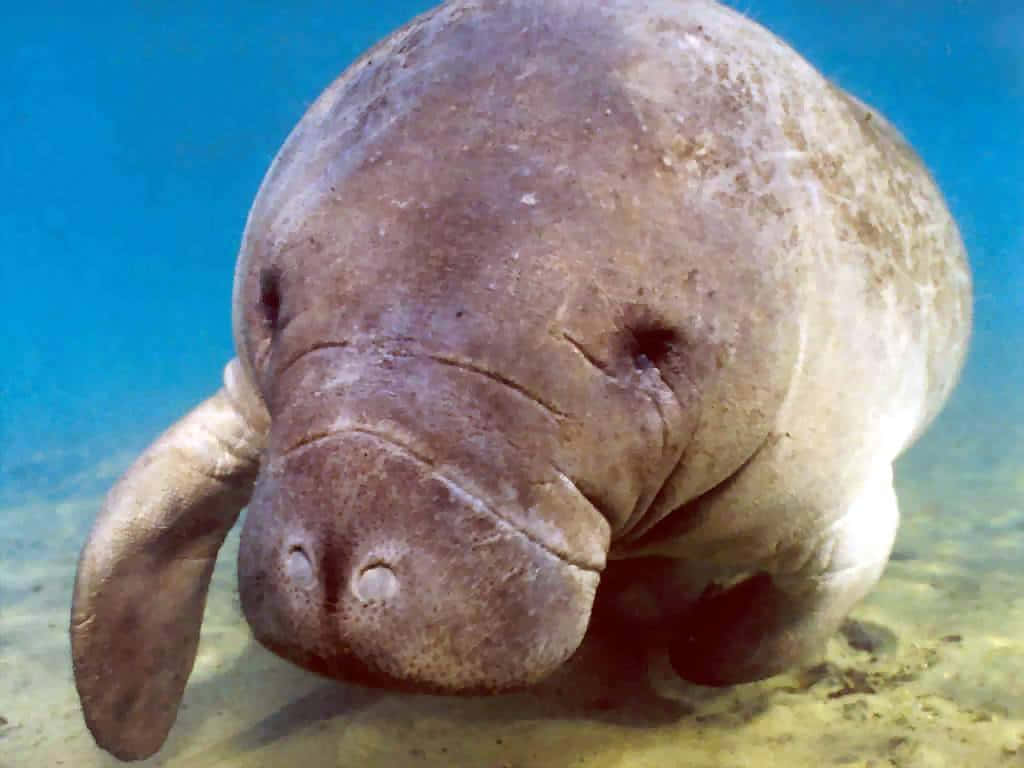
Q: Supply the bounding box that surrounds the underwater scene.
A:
[2,0,1021,766]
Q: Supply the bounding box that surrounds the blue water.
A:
[1,1,1022,765]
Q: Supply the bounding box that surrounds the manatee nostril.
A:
[285,544,314,588]
[352,563,399,603]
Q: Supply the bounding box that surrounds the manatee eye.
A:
[259,267,282,332]
[622,321,679,372]
[617,304,683,373]
[629,326,679,371]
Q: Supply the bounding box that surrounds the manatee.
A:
[70,0,971,760]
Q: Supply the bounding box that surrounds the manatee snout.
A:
[238,429,600,692]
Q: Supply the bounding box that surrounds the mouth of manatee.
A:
[238,349,607,694]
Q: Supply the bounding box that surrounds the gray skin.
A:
[70,0,971,761]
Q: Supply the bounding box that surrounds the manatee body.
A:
[70,0,971,760]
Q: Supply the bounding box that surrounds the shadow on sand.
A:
[152,610,754,768]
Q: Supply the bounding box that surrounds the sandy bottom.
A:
[2,393,1022,768]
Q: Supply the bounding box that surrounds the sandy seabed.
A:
[2,392,1022,768]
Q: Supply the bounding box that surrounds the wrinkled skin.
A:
[70,0,971,761]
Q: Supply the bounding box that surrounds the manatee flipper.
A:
[70,359,268,760]
[669,465,899,686]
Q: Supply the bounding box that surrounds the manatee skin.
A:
[70,0,971,760]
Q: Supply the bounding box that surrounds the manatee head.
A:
[226,4,696,693]
[229,0,776,693]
